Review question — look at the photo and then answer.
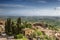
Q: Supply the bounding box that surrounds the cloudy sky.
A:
[0,0,60,16]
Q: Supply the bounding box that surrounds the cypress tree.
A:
[16,17,21,34]
[11,21,15,35]
[5,18,12,35]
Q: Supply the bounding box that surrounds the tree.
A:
[11,21,17,35]
[5,18,12,35]
[23,21,32,28]
[17,17,21,24]
[16,17,21,34]
[23,21,27,28]
[27,23,32,28]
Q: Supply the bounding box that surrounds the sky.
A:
[0,0,60,16]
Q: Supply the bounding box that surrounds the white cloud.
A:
[55,7,60,10]
[0,4,36,9]
[55,7,60,15]
[0,4,26,8]
[0,7,60,16]
[0,9,60,16]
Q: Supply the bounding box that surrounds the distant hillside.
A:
[0,16,60,21]
[0,16,60,27]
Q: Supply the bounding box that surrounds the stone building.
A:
[22,28,35,37]
[0,19,5,33]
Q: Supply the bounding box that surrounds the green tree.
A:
[27,23,32,28]
[5,18,12,35]
[16,17,21,34]
[11,21,17,35]
[23,21,32,28]
[23,21,27,28]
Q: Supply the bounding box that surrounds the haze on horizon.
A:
[0,0,60,16]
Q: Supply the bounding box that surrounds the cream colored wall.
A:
[25,29,34,36]
[0,25,5,33]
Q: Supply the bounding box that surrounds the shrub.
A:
[14,34,23,39]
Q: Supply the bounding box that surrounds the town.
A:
[0,17,60,40]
